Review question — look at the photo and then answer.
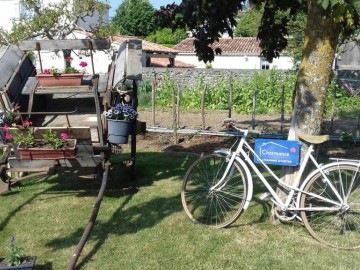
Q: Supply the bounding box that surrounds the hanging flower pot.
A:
[103,103,138,145]
[107,119,133,144]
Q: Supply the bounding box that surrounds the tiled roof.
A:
[150,58,195,68]
[173,37,262,55]
[111,34,178,54]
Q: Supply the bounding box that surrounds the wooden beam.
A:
[18,39,111,51]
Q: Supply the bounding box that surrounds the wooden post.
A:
[251,87,257,130]
[330,83,336,135]
[228,76,233,119]
[280,84,285,133]
[201,85,207,130]
[152,71,156,126]
[177,85,181,127]
[131,80,138,181]
[172,86,177,144]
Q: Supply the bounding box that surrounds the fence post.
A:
[177,84,181,127]
[330,84,336,135]
[251,87,257,130]
[280,84,285,133]
[172,86,177,144]
[228,76,233,119]
[151,71,156,126]
[201,85,207,130]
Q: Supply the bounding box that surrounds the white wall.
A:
[176,54,294,70]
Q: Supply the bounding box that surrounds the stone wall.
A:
[142,68,360,96]
[142,67,260,88]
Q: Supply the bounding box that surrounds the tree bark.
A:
[272,0,342,221]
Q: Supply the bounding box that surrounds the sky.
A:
[108,0,182,17]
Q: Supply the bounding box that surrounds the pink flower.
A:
[34,127,39,134]
[44,69,51,74]
[5,132,12,140]
[22,120,32,128]
[60,132,69,140]
[3,124,9,132]
[79,61,88,68]
[66,56,73,62]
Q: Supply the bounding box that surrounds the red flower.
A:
[60,132,69,140]
[66,56,74,62]
[22,120,32,128]
[5,132,12,140]
[79,61,88,68]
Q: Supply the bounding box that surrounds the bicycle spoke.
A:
[181,154,247,228]
[301,164,360,249]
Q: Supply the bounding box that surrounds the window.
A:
[261,58,270,70]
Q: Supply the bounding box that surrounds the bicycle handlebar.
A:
[223,119,261,136]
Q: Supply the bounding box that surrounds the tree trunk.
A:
[272,0,341,221]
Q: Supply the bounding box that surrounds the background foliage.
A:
[138,70,360,118]
[111,0,155,38]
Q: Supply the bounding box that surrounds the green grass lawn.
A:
[1,149,360,269]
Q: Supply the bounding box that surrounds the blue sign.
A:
[254,139,300,166]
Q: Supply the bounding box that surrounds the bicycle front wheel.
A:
[181,153,247,228]
[300,163,360,249]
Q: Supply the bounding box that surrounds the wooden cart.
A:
[0,38,143,269]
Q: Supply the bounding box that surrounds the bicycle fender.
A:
[214,150,253,210]
[295,161,360,207]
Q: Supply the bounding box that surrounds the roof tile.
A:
[173,37,262,55]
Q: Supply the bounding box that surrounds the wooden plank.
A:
[113,41,126,87]
[0,45,25,90]
[22,77,38,95]
[98,74,108,93]
[7,166,54,173]
[127,40,142,80]
[18,39,111,51]
[8,159,57,169]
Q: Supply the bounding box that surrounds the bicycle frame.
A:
[213,128,355,214]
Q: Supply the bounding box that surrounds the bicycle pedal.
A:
[260,192,270,200]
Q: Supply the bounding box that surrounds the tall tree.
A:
[146,28,188,47]
[167,0,360,200]
[111,0,155,38]
[234,5,263,37]
[234,4,307,62]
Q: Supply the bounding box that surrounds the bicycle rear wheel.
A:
[181,153,247,228]
[300,163,360,249]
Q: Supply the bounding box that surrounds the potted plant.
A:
[103,103,138,144]
[5,121,77,160]
[36,57,88,87]
[0,236,36,270]
[0,109,21,143]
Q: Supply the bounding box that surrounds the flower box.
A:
[36,73,83,87]
[0,256,36,270]
[18,139,77,160]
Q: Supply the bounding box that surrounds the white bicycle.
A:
[181,123,360,249]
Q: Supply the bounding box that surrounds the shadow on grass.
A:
[1,147,282,269]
